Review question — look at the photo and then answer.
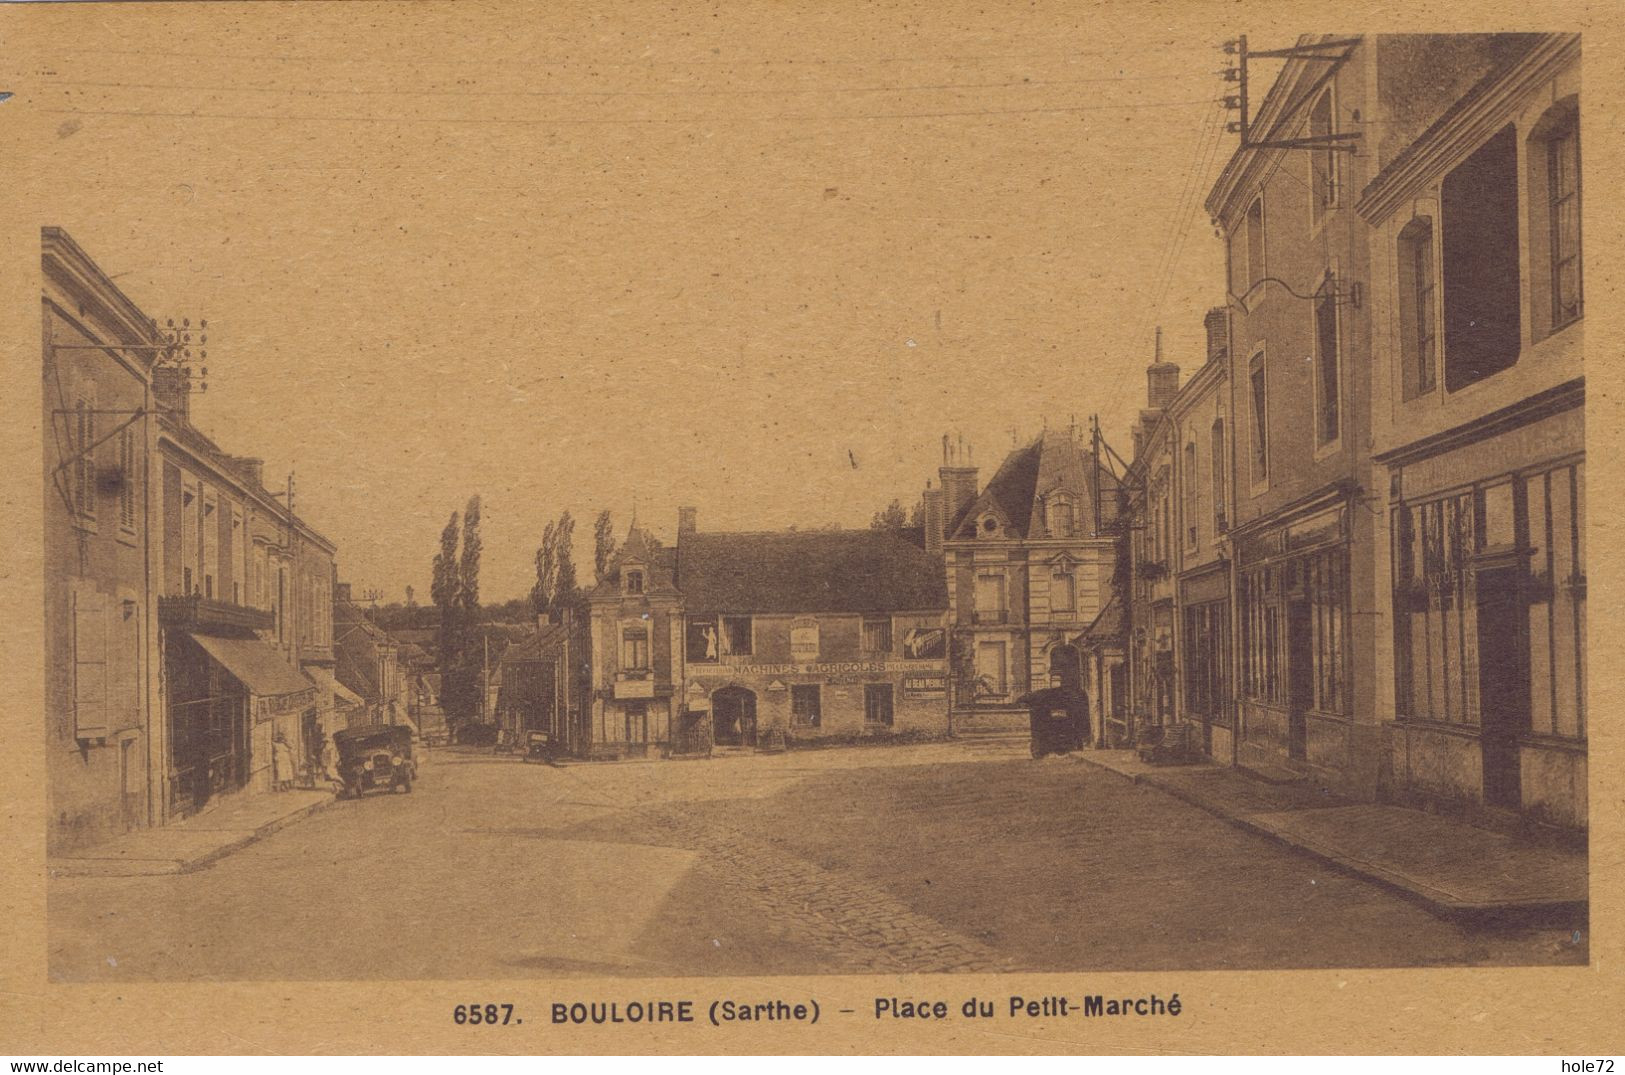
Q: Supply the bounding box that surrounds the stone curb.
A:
[1070,753,1586,926]
[48,793,337,879]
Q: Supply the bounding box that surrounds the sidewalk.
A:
[48,788,335,879]
[1075,750,1587,924]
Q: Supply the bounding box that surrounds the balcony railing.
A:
[159,594,275,633]
[971,609,1010,625]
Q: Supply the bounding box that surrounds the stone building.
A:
[1358,34,1585,828]
[934,430,1119,733]
[42,227,161,852]
[586,526,684,757]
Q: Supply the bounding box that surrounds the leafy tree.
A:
[593,509,617,582]
[459,495,482,618]
[871,498,908,530]
[530,521,557,617]
[553,511,579,613]
[431,510,461,675]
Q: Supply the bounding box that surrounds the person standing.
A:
[271,731,296,792]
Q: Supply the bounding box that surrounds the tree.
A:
[593,510,617,582]
[871,498,908,530]
[553,511,579,614]
[459,495,483,618]
[431,510,461,667]
[530,521,558,617]
[908,498,925,527]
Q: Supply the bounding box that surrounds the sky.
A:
[12,1,1270,604]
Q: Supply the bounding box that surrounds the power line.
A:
[40,71,1194,103]
[41,96,1220,128]
[1129,98,1222,351]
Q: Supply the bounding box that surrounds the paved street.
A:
[49,742,1586,981]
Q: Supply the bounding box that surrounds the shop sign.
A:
[1286,507,1345,552]
[904,673,947,698]
[614,678,655,700]
[252,687,318,724]
[790,618,820,660]
[901,626,947,660]
[717,659,943,676]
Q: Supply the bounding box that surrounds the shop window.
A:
[1442,124,1521,391]
[1397,217,1438,399]
[1239,565,1283,704]
[864,684,895,727]
[621,625,649,671]
[1314,288,1340,446]
[687,616,720,662]
[1248,348,1268,484]
[722,615,753,656]
[791,684,822,727]
[862,617,893,654]
[1210,420,1227,532]
[1392,492,1478,725]
[1309,90,1339,223]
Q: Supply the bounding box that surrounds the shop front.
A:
[166,629,321,815]
[1233,494,1353,781]
[1178,562,1232,760]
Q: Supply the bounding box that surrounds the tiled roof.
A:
[951,430,1114,540]
[676,528,946,614]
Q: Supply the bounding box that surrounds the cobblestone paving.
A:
[622,805,1018,975]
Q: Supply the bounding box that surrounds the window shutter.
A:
[74,589,110,739]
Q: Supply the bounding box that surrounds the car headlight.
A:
[390,755,402,766]
[363,759,374,771]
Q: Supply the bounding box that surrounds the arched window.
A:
[1397,216,1438,399]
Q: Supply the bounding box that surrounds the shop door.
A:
[1286,598,1313,761]
[1476,567,1528,809]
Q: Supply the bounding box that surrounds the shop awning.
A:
[305,665,365,709]
[187,632,315,698]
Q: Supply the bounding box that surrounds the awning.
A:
[187,632,315,698]
[306,665,365,709]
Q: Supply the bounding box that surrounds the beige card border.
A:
[1,0,1619,1055]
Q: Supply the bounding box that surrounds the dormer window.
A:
[1047,496,1075,538]
[625,569,644,595]
[979,515,1000,538]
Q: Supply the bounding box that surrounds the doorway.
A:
[711,686,757,747]
[1286,598,1313,761]
[1476,566,1529,809]
[1048,644,1082,691]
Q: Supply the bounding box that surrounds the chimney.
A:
[153,366,191,422]
[938,434,979,533]
[1147,327,1180,410]
[678,506,697,537]
[335,581,352,604]
[922,482,946,558]
[231,456,265,487]
[1204,306,1230,366]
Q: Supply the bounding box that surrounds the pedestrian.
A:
[271,732,296,792]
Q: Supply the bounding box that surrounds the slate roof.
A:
[950,430,1116,540]
[589,523,681,600]
[499,623,574,664]
[676,528,947,614]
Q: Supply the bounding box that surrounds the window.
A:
[1442,124,1520,391]
[624,569,644,595]
[1239,565,1282,703]
[1540,105,1583,329]
[201,492,218,600]
[1183,442,1199,548]
[1248,348,1269,483]
[1211,420,1227,532]
[1051,571,1076,617]
[686,616,720,662]
[621,625,649,670]
[974,572,1007,623]
[975,641,1008,697]
[1314,289,1340,446]
[1397,218,1438,399]
[862,617,893,654]
[864,684,895,726]
[73,392,97,524]
[117,428,136,533]
[181,479,198,595]
[791,684,822,727]
[1246,197,1265,290]
[722,615,753,656]
[1309,90,1338,223]
[72,588,108,739]
[1049,498,1074,537]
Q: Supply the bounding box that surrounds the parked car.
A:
[333,724,416,797]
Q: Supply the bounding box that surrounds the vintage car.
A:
[1017,684,1091,759]
[333,723,416,797]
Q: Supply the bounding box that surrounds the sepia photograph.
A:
[4,0,1613,1058]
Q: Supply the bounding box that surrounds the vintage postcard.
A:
[2,0,1620,1057]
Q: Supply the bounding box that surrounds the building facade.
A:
[1205,36,1381,795]
[42,228,161,853]
[936,431,1120,732]
[1358,34,1585,828]
[586,526,685,757]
